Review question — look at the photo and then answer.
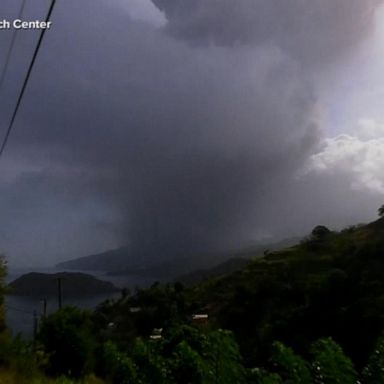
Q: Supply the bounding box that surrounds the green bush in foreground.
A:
[38,306,97,378]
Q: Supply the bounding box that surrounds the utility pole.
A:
[41,298,47,317]
[33,310,38,351]
[57,278,62,309]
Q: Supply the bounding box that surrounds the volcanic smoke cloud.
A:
[0,0,382,264]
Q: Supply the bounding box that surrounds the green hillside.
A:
[186,218,384,367]
[3,216,384,383]
[94,217,384,370]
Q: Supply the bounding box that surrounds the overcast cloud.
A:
[0,0,383,266]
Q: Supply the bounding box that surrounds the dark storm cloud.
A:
[152,0,381,64]
[0,0,381,265]
[11,7,317,255]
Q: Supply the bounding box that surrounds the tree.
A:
[378,205,384,217]
[0,255,6,333]
[205,329,247,384]
[38,306,96,378]
[248,368,282,384]
[270,341,312,383]
[311,225,331,239]
[120,326,247,384]
[362,335,384,383]
[310,338,357,384]
[102,341,137,384]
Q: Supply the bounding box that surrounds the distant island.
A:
[55,237,301,282]
[8,272,119,297]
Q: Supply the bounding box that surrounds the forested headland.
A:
[2,208,384,383]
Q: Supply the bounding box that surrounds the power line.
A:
[0,0,27,92]
[0,0,57,158]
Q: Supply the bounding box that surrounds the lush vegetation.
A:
[3,212,384,382]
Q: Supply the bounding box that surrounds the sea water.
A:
[5,267,157,338]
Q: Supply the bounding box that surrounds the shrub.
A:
[38,306,96,378]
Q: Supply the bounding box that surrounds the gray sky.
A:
[0,0,383,267]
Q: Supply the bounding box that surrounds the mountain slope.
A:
[55,237,301,281]
[93,216,384,372]
[186,218,384,367]
[56,247,133,271]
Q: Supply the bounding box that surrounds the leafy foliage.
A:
[5,211,384,382]
[38,306,96,378]
[310,338,357,384]
[362,334,384,383]
[248,368,283,384]
[270,341,311,383]
[102,341,137,384]
[311,225,332,239]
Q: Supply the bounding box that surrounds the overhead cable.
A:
[0,0,27,92]
[0,0,57,158]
